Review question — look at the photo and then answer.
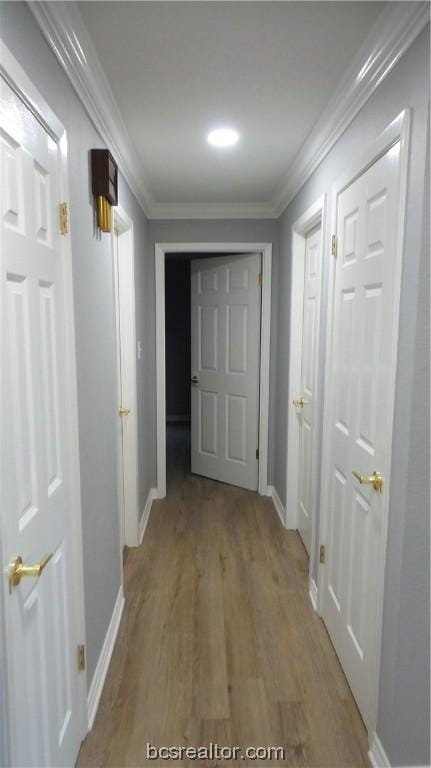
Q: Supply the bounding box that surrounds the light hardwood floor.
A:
[77,425,369,767]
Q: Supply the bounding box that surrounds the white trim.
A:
[155,242,272,499]
[28,1,428,220]
[112,227,125,553]
[369,733,429,768]
[113,206,140,548]
[285,197,326,628]
[148,201,276,220]
[0,42,88,755]
[368,734,391,768]
[0,41,64,141]
[285,196,326,531]
[271,2,429,216]
[267,485,286,528]
[317,111,411,736]
[155,247,167,497]
[139,487,157,545]
[28,1,154,215]
[87,586,125,731]
[309,579,318,613]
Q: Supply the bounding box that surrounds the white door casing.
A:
[113,207,139,548]
[155,243,272,499]
[1,48,86,767]
[191,254,261,491]
[319,112,410,731]
[296,225,322,555]
[286,193,326,580]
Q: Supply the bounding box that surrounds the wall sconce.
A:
[91,149,118,232]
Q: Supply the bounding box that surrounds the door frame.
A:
[285,196,326,594]
[0,42,88,760]
[112,206,140,548]
[155,242,272,498]
[317,110,411,737]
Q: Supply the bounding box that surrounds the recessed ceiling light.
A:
[207,127,239,148]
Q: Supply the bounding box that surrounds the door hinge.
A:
[256,448,259,459]
[319,545,326,564]
[77,644,86,672]
[331,234,337,258]
[258,273,263,286]
[59,202,69,235]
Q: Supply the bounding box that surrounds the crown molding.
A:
[28,1,429,221]
[28,1,155,216]
[271,1,430,217]
[148,200,276,220]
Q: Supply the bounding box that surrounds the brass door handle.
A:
[292,398,309,408]
[118,406,130,416]
[191,376,199,385]
[352,470,383,493]
[9,553,53,592]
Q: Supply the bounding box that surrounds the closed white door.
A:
[1,77,82,765]
[322,141,402,726]
[296,225,322,554]
[191,254,261,490]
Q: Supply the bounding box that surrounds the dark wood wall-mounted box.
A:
[91,149,118,205]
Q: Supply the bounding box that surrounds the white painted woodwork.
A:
[113,210,139,548]
[0,77,81,766]
[30,1,427,218]
[155,242,272,498]
[191,254,261,490]
[297,225,322,554]
[321,140,403,727]
[114,231,126,551]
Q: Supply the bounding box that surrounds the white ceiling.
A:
[78,1,386,208]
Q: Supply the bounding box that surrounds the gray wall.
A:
[145,219,279,490]
[1,5,429,768]
[165,260,191,420]
[1,2,148,688]
[116,177,150,531]
[275,27,430,767]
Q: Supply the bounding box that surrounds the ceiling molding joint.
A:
[28,1,429,220]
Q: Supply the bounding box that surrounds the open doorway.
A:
[156,243,272,500]
[165,251,262,494]
[165,256,191,492]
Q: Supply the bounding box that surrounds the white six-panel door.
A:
[191,254,261,490]
[1,77,81,765]
[321,140,402,726]
[296,225,322,554]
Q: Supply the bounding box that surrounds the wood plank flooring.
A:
[77,425,368,767]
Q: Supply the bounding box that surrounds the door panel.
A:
[191,254,261,490]
[297,226,322,554]
[322,141,402,726]
[1,77,81,767]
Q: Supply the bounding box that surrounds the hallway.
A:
[77,426,368,767]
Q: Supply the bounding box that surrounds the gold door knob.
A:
[8,553,53,593]
[118,406,130,416]
[191,376,199,385]
[292,397,308,408]
[352,470,383,493]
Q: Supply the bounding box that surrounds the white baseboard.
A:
[267,485,286,527]
[87,586,125,730]
[139,487,157,544]
[369,733,391,768]
[309,578,318,612]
